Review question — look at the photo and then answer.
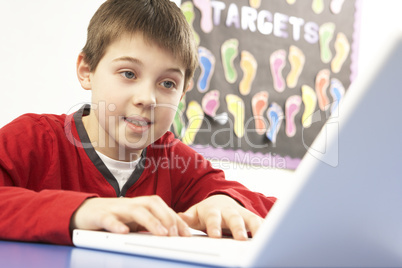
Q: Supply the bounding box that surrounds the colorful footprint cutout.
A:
[251,91,269,135]
[330,0,345,14]
[239,50,258,96]
[193,0,213,33]
[183,101,204,145]
[285,95,302,137]
[312,0,324,14]
[270,49,287,93]
[173,97,186,137]
[329,78,345,114]
[286,45,305,89]
[266,103,284,145]
[226,94,245,138]
[249,0,261,9]
[331,32,350,73]
[181,1,200,45]
[221,39,239,84]
[319,22,336,64]
[202,90,220,117]
[197,46,216,93]
[301,85,317,128]
[315,69,331,111]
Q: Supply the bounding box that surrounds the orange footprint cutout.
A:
[286,45,305,89]
[252,91,269,135]
[331,32,350,73]
[239,51,258,96]
[315,69,330,111]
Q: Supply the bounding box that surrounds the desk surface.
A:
[0,241,215,268]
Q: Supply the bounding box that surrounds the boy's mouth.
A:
[124,116,152,127]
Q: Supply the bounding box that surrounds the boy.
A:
[0,0,275,245]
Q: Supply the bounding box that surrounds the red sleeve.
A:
[0,187,95,245]
[0,115,97,245]
[165,135,276,217]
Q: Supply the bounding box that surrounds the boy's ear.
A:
[76,53,92,90]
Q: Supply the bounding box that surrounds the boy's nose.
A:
[132,85,156,108]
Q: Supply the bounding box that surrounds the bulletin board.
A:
[172,0,361,169]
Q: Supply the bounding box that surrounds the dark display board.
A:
[172,0,361,169]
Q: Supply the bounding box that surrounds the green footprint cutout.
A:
[221,39,239,84]
[319,22,335,64]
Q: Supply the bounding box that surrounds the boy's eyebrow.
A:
[112,56,184,77]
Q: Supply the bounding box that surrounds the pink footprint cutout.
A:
[285,95,302,137]
[270,49,287,93]
[193,0,213,33]
[202,90,220,117]
[251,91,269,135]
[315,69,330,111]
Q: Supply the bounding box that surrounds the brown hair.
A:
[82,0,198,91]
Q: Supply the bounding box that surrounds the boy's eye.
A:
[161,81,175,89]
[121,71,135,79]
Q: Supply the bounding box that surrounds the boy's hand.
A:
[179,195,264,240]
[70,196,191,237]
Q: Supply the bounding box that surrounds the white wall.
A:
[1,1,401,198]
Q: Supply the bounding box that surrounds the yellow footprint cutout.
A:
[221,39,239,84]
[249,0,261,9]
[331,32,350,73]
[319,22,336,64]
[287,0,297,5]
[301,85,317,128]
[226,94,245,138]
[181,2,200,45]
[183,101,204,145]
[312,0,324,14]
[239,50,258,96]
[286,45,305,89]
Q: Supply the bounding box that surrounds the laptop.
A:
[73,35,402,267]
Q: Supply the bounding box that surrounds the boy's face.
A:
[80,33,186,160]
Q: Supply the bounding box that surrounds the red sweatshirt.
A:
[0,105,276,245]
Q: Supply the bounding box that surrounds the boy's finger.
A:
[243,213,264,237]
[222,209,248,241]
[204,209,223,238]
[128,206,169,236]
